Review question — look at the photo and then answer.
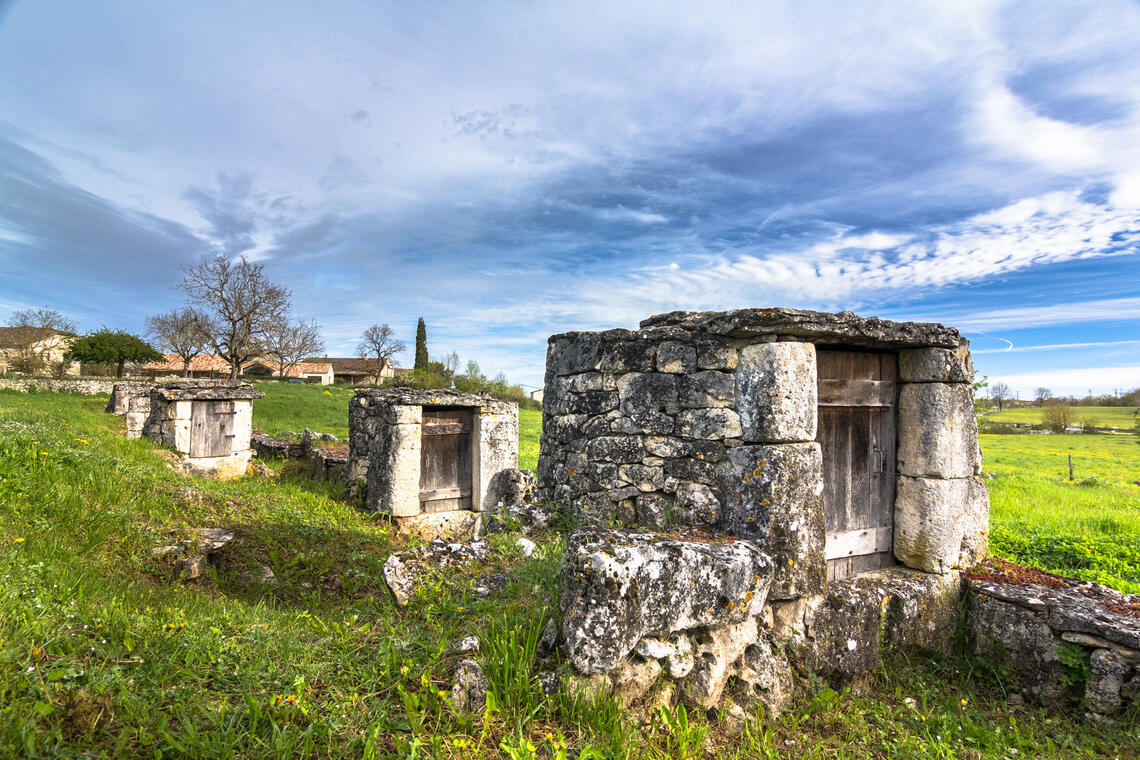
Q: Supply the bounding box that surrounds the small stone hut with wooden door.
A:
[541,308,988,715]
[349,389,519,540]
[142,380,264,480]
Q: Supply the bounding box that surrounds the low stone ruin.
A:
[105,382,154,438]
[541,307,989,717]
[967,560,1139,720]
[142,380,264,479]
[349,388,518,540]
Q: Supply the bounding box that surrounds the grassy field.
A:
[984,405,1139,429]
[1,390,1136,757]
[981,432,1140,593]
[250,382,357,439]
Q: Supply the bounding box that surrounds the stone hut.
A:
[142,380,264,479]
[105,382,154,439]
[541,308,988,713]
[349,389,518,540]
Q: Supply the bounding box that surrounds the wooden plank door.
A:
[189,400,235,457]
[419,408,474,513]
[816,350,898,581]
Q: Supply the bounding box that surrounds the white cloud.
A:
[950,297,1140,331]
[972,339,1140,354]
[988,365,1140,397]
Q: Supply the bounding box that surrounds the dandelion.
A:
[14,537,25,544]
[286,694,297,704]
[437,689,447,699]
[960,698,968,707]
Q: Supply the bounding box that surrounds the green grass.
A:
[518,409,541,472]
[1,391,1135,757]
[984,405,1139,429]
[250,381,356,439]
[980,432,1140,593]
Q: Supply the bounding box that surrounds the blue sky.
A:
[0,0,1137,397]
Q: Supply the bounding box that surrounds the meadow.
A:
[984,405,1139,429]
[0,387,1136,758]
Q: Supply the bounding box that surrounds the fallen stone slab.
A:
[560,529,775,673]
[382,540,491,606]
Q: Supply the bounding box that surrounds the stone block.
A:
[585,435,646,463]
[967,588,1072,709]
[735,342,817,443]
[560,529,775,673]
[894,475,989,573]
[695,339,739,370]
[387,404,422,425]
[395,510,481,542]
[1085,649,1128,718]
[680,619,758,708]
[645,436,686,458]
[722,443,825,600]
[657,341,697,373]
[618,464,665,492]
[676,408,742,439]
[549,333,603,375]
[898,347,973,383]
[567,372,619,392]
[897,383,980,478]
[617,373,678,434]
[678,371,735,408]
[672,481,721,526]
[599,338,656,373]
[635,492,673,529]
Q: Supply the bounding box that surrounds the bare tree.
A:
[5,306,79,374]
[990,382,1012,412]
[145,307,210,377]
[1034,387,1053,407]
[442,351,460,376]
[7,306,78,333]
[180,256,291,379]
[357,324,405,384]
[263,319,325,379]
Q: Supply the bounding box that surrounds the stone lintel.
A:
[151,380,264,401]
[639,307,962,349]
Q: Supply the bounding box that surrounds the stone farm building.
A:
[0,326,80,375]
[321,357,406,385]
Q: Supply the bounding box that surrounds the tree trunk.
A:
[117,358,125,378]
[182,358,190,378]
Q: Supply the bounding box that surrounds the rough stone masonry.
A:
[349,388,518,541]
[542,307,990,718]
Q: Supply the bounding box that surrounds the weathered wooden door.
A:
[419,408,474,513]
[189,400,235,458]
[816,350,897,581]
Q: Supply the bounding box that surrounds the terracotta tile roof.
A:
[143,353,232,372]
[245,360,333,377]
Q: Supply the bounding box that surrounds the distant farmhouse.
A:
[319,357,408,385]
[0,326,79,375]
[141,353,404,386]
[529,388,544,403]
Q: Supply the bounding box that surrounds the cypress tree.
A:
[414,317,429,371]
